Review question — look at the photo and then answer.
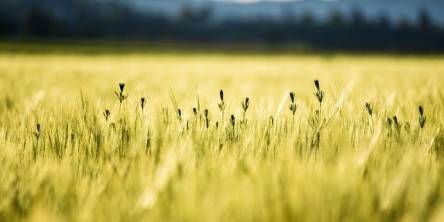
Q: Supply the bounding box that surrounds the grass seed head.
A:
[393,116,400,130]
[34,123,41,140]
[314,80,324,104]
[115,83,128,104]
[220,90,224,102]
[289,92,295,103]
[218,90,225,112]
[119,83,125,92]
[103,109,111,121]
[230,114,235,127]
[141,97,146,110]
[418,105,426,128]
[288,92,297,115]
[365,102,373,116]
[314,80,320,90]
[242,97,250,112]
[419,105,424,116]
[177,109,182,120]
[204,109,210,128]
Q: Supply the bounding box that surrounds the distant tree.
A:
[351,7,367,27]
[376,13,390,29]
[397,16,413,30]
[328,9,344,27]
[179,4,212,24]
[418,8,432,30]
[25,6,57,36]
[179,4,194,21]
[0,15,14,34]
[299,11,316,26]
[281,4,296,24]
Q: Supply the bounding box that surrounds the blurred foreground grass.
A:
[1,42,444,221]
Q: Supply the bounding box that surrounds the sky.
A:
[217,0,297,2]
[219,0,337,2]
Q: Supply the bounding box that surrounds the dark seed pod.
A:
[242,97,250,112]
[103,109,111,121]
[119,83,125,92]
[219,90,224,102]
[34,123,41,140]
[141,97,146,110]
[192,107,198,116]
[289,92,295,103]
[115,83,128,104]
[393,116,400,128]
[230,115,235,127]
[418,105,426,129]
[418,105,424,116]
[204,109,210,129]
[314,80,320,90]
[365,102,373,116]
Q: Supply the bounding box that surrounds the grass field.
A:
[1,44,444,222]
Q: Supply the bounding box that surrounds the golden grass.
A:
[0,49,443,221]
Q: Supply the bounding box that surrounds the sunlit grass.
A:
[0,49,444,222]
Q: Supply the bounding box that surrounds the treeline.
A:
[1,0,443,52]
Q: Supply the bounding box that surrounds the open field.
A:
[1,44,444,221]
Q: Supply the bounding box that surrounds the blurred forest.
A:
[1,0,443,52]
